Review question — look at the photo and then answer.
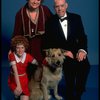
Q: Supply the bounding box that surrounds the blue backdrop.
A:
[1,0,99,66]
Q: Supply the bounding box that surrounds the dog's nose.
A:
[56,61,60,65]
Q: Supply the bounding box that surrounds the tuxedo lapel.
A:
[52,16,66,40]
[67,17,71,39]
[54,13,72,41]
[58,22,67,40]
[66,12,72,39]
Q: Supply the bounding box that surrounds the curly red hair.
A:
[11,35,29,51]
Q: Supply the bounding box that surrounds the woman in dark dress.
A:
[11,0,53,82]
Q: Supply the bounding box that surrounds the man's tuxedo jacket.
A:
[43,12,88,57]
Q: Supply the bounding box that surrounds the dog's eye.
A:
[58,54,61,56]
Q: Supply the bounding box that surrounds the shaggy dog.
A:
[27,63,43,100]
[41,48,65,100]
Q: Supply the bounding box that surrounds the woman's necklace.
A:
[27,8,39,24]
[26,8,39,37]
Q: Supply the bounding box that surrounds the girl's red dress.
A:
[8,52,34,96]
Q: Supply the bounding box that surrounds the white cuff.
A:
[32,59,38,65]
[10,61,16,66]
[78,49,87,55]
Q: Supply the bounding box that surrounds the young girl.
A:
[8,35,38,100]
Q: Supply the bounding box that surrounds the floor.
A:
[1,64,99,100]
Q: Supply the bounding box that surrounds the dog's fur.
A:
[41,48,65,100]
[28,79,43,100]
[27,63,43,100]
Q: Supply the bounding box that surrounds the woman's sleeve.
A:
[13,10,23,37]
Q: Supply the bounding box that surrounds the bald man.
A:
[43,0,90,100]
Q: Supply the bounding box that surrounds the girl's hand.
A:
[14,86,22,96]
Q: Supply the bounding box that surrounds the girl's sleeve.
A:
[8,53,16,66]
[27,54,38,65]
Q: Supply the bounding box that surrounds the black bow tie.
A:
[60,17,68,22]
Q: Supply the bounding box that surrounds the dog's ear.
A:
[45,57,51,64]
[43,49,50,56]
[59,48,66,59]
[60,48,67,53]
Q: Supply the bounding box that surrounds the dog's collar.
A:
[42,59,48,66]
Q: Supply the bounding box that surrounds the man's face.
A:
[54,0,68,17]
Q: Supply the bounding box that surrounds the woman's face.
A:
[28,0,41,9]
[15,44,25,57]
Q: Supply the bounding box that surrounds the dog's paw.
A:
[55,95,63,100]
[48,95,51,100]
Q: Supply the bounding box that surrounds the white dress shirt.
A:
[59,13,68,40]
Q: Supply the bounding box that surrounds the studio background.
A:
[1,0,99,100]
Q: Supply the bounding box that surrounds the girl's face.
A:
[28,0,41,9]
[15,44,25,57]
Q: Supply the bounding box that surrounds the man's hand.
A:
[64,51,74,59]
[76,51,86,62]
